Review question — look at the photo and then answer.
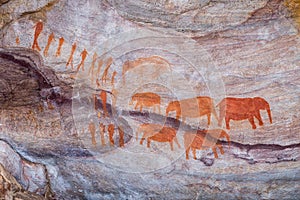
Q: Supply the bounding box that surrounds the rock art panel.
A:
[0,0,299,199]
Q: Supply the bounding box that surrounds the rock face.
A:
[0,0,299,199]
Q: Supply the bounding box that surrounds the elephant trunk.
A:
[129,99,133,106]
[267,107,272,124]
[166,105,170,117]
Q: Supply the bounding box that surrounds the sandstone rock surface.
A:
[0,0,299,199]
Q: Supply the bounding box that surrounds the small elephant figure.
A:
[137,123,181,151]
[129,92,161,113]
[122,56,171,84]
[184,129,230,159]
[217,97,272,129]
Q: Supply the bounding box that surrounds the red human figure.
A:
[43,32,55,57]
[88,122,96,146]
[55,37,65,57]
[66,42,77,69]
[93,94,98,110]
[89,52,98,83]
[118,126,124,147]
[111,71,117,88]
[97,59,103,77]
[100,90,108,117]
[32,21,44,51]
[108,124,115,146]
[77,48,88,72]
[99,123,106,146]
[96,78,101,88]
[101,57,113,84]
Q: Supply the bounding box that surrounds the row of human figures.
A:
[27,21,169,86]
[129,93,273,130]
[20,21,116,88]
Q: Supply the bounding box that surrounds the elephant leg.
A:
[218,144,224,155]
[248,117,257,129]
[140,105,143,112]
[207,113,211,126]
[134,103,139,110]
[140,133,146,145]
[218,109,225,126]
[147,138,151,148]
[225,116,231,130]
[176,112,181,120]
[174,136,181,148]
[185,147,190,160]
[192,148,197,160]
[212,147,219,158]
[170,141,174,151]
[254,111,263,126]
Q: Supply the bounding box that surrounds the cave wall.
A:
[0,0,299,199]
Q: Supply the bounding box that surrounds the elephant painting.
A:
[137,123,181,151]
[129,92,161,113]
[122,56,171,84]
[217,97,272,129]
[166,96,218,126]
[183,129,230,159]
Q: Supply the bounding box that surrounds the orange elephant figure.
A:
[122,56,171,84]
[138,123,180,151]
[129,92,161,113]
[184,129,230,159]
[217,97,272,130]
[166,96,218,126]
[136,123,163,142]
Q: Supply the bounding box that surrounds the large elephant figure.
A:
[166,96,218,126]
[217,97,272,129]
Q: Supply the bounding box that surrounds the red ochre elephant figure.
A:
[129,92,161,113]
[137,123,181,151]
[166,96,218,126]
[217,97,272,130]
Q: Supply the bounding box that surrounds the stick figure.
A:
[101,57,113,84]
[88,121,96,146]
[55,37,64,57]
[77,48,88,72]
[100,90,108,117]
[32,21,43,51]
[43,32,55,57]
[111,71,117,88]
[66,42,77,69]
[97,59,103,77]
[93,94,98,110]
[108,124,115,146]
[89,52,98,83]
[100,123,105,146]
[118,126,124,147]
[96,78,101,88]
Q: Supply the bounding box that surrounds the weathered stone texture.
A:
[0,0,299,199]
